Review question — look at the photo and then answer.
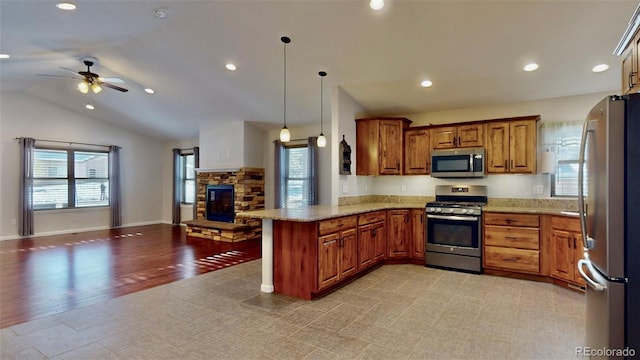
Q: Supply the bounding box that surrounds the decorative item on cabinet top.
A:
[340,135,351,175]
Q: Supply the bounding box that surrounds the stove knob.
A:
[435,208,442,213]
[460,209,468,214]
[428,207,435,212]
[446,208,454,213]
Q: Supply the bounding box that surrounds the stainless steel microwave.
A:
[431,147,485,178]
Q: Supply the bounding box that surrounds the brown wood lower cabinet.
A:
[411,209,425,260]
[483,212,541,274]
[387,210,410,258]
[318,217,358,291]
[358,211,386,270]
[550,216,586,288]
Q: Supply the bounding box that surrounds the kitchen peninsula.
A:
[237,197,582,300]
[236,203,426,299]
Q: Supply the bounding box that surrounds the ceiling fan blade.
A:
[99,77,125,83]
[102,82,129,92]
[59,67,80,75]
[37,74,82,80]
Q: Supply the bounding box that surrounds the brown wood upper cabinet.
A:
[356,118,412,175]
[403,128,430,175]
[485,118,538,174]
[621,29,640,94]
[431,123,484,149]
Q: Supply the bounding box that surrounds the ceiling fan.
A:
[38,58,128,93]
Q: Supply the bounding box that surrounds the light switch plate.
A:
[342,184,349,194]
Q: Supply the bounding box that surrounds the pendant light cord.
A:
[320,75,323,133]
[283,40,287,128]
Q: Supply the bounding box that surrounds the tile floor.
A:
[1,260,586,359]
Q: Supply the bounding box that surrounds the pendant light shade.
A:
[280,36,291,142]
[317,71,327,148]
[78,80,89,94]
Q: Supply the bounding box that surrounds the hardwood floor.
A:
[0,224,261,328]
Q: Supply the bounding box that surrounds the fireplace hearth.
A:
[206,185,234,222]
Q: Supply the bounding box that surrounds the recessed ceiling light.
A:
[56,2,76,10]
[144,88,155,94]
[370,0,384,10]
[225,63,237,71]
[523,63,539,72]
[0,54,9,59]
[85,104,95,110]
[420,80,433,88]
[592,64,609,73]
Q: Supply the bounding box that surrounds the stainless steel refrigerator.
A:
[578,94,640,357]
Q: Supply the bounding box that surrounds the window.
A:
[282,145,310,208]
[540,121,588,197]
[180,153,195,204]
[33,148,109,209]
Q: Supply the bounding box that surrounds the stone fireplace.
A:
[185,167,264,242]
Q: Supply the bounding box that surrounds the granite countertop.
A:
[236,203,425,222]
[483,206,580,217]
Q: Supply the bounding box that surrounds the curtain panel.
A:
[172,148,181,225]
[193,146,200,220]
[19,137,36,236]
[274,140,285,209]
[109,146,122,228]
[307,137,319,205]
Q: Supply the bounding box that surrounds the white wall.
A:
[198,121,245,169]
[243,122,265,169]
[0,92,165,239]
[332,86,369,204]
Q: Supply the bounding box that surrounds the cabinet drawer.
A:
[484,246,540,273]
[318,216,357,236]
[484,225,539,250]
[358,211,386,226]
[484,213,539,227]
[551,216,581,233]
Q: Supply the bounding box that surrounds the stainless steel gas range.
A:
[425,185,487,273]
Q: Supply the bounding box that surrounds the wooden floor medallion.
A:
[0,224,261,328]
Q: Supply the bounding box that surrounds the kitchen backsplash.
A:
[339,195,578,211]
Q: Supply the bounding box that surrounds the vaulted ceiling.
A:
[0,1,636,140]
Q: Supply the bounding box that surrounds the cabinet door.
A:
[387,210,409,258]
[355,120,380,176]
[431,126,457,149]
[623,45,636,94]
[340,228,358,278]
[404,129,430,174]
[372,222,386,262]
[411,209,425,259]
[318,233,340,290]
[509,120,537,173]
[485,122,510,173]
[573,232,586,287]
[379,120,403,175]
[358,225,374,269]
[550,229,574,282]
[457,124,484,148]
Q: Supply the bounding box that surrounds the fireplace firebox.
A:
[206,185,234,223]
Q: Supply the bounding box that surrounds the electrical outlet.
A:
[401,184,407,192]
[533,185,544,195]
[342,184,349,194]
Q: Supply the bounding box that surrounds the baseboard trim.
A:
[0,220,167,241]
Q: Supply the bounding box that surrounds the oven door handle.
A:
[426,214,479,222]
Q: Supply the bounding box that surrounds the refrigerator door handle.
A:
[577,253,607,292]
[578,119,596,250]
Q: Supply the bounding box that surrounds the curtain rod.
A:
[15,137,116,149]
[272,137,312,144]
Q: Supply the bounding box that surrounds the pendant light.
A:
[317,71,327,148]
[279,36,291,142]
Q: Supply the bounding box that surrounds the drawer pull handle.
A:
[505,236,519,240]
[324,240,336,245]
